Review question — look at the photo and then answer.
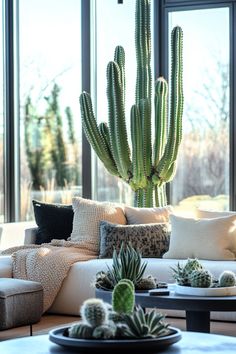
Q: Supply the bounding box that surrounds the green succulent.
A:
[136,275,157,290]
[112,280,135,314]
[123,307,169,338]
[80,298,108,328]
[171,258,204,286]
[219,271,236,287]
[106,243,147,287]
[68,322,93,339]
[190,270,212,288]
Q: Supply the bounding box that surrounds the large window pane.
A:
[0,1,3,222]
[19,0,82,220]
[169,8,230,214]
[93,0,136,203]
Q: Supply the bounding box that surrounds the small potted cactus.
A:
[95,243,158,292]
[171,259,236,296]
[48,279,181,350]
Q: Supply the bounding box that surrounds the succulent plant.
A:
[190,270,212,288]
[95,271,114,290]
[106,243,147,287]
[80,0,184,208]
[92,321,117,339]
[219,271,236,287]
[80,298,108,328]
[123,306,169,338]
[112,279,135,314]
[68,322,93,339]
[171,258,204,286]
[136,275,157,290]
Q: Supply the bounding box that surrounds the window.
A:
[168,7,230,214]
[19,0,82,220]
[0,0,3,222]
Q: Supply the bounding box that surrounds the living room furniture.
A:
[1,223,236,324]
[0,331,236,353]
[0,278,43,332]
[96,288,236,333]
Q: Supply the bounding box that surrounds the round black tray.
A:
[49,326,182,353]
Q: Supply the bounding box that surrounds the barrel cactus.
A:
[80,298,108,328]
[190,270,212,288]
[68,322,93,339]
[112,280,135,314]
[219,271,236,287]
[136,275,157,290]
[92,321,117,339]
[79,0,183,207]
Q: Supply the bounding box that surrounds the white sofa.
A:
[1,223,236,322]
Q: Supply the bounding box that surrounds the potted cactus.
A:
[95,243,158,291]
[171,259,236,296]
[49,279,181,350]
[80,0,183,207]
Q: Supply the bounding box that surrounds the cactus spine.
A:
[80,0,183,207]
[219,271,236,287]
[112,280,135,314]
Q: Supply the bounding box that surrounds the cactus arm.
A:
[98,122,113,158]
[114,46,125,104]
[153,78,168,169]
[80,92,119,176]
[135,0,151,103]
[139,98,152,178]
[107,61,131,180]
[157,26,183,179]
[130,105,146,189]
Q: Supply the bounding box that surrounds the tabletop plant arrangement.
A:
[95,243,158,291]
[67,279,170,340]
[171,258,236,289]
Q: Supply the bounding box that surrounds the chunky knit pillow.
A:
[99,221,170,258]
[69,197,126,253]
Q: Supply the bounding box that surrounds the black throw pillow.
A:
[32,200,74,244]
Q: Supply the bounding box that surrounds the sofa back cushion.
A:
[69,197,126,253]
[99,221,170,258]
[163,214,236,260]
[124,205,173,224]
[32,200,74,244]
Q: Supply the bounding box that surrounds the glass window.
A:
[93,0,149,204]
[169,8,230,214]
[0,0,3,222]
[19,0,82,220]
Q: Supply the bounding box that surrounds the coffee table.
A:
[96,288,236,333]
[0,332,236,353]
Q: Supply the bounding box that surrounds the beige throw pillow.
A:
[125,205,173,224]
[163,214,236,260]
[70,197,126,253]
[196,209,236,219]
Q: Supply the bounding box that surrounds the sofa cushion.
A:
[69,197,126,253]
[196,209,236,219]
[32,200,74,244]
[99,221,170,258]
[163,214,236,260]
[125,205,173,224]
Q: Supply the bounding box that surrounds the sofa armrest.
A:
[24,227,38,244]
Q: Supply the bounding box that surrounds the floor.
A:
[0,315,235,341]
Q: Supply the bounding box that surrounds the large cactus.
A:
[80,0,183,207]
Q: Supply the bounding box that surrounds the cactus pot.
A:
[175,284,236,297]
[49,326,182,353]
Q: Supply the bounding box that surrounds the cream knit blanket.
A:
[1,240,97,312]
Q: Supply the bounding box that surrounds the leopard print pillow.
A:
[99,221,170,258]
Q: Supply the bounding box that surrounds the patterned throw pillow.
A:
[69,197,127,254]
[99,221,170,258]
